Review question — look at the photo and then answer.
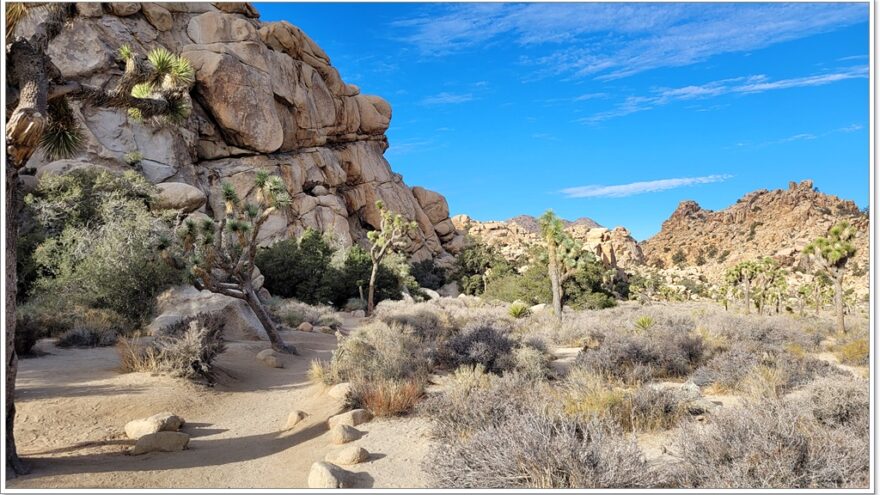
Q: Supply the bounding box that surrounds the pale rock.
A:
[325,446,369,466]
[257,349,283,368]
[130,431,190,455]
[308,461,352,488]
[438,281,460,298]
[76,3,103,17]
[422,288,441,300]
[154,183,207,213]
[412,186,450,224]
[327,382,351,400]
[142,3,173,31]
[350,310,365,318]
[297,322,314,333]
[327,409,372,429]
[284,410,308,430]
[213,2,260,17]
[147,286,268,341]
[328,424,361,445]
[187,11,257,44]
[109,3,141,16]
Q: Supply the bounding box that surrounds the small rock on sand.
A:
[329,424,361,444]
[130,431,190,455]
[328,409,372,429]
[308,461,352,488]
[297,322,313,332]
[257,349,283,368]
[327,382,351,400]
[124,412,185,439]
[325,445,369,465]
[285,410,308,430]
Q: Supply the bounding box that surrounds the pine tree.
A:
[804,221,857,333]
[5,4,194,474]
[365,201,417,316]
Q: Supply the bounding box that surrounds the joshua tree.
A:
[5,3,194,475]
[753,257,784,314]
[725,260,759,314]
[804,221,857,333]
[172,173,295,354]
[539,210,589,320]
[366,201,417,316]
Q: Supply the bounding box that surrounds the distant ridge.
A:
[507,215,603,234]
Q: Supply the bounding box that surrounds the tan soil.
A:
[8,324,434,489]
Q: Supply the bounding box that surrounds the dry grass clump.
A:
[56,327,119,348]
[117,313,226,382]
[271,299,340,329]
[428,410,660,488]
[558,368,687,432]
[348,378,426,417]
[801,375,869,433]
[374,300,455,344]
[668,397,869,488]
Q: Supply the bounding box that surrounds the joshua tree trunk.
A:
[832,276,846,334]
[742,280,751,315]
[244,286,295,354]
[547,240,563,320]
[367,261,379,317]
[5,166,29,477]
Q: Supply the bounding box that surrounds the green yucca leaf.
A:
[168,55,195,86]
[131,82,154,99]
[200,219,216,233]
[221,183,239,204]
[118,43,133,61]
[254,170,270,188]
[244,203,260,218]
[39,99,84,160]
[147,47,175,76]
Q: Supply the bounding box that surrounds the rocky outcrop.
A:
[641,180,869,292]
[451,215,643,270]
[23,3,456,264]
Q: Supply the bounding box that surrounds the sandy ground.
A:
[8,324,434,489]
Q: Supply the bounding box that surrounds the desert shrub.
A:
[574,326,704,383]
[633,315,655,332]
[374,301,454,344]
[26,170,180,325]
[272,299,340,329]
[452,239,512,296]
[442,319,516,373]
[691,344,759,389]
[56,327,118,348]
[255,229,334,303]
[511,345,552,380]
[411,259,446,290]
[342,297,366,312]
[317,322,432,385]
[419,370,542,442]
[626,385,688,431]
[802,376,869,433]
[348,377,426,416]
[118,313,226,382]
[508,300,530,319]
[428,410,659,488]
[14,311,42,355]
[558,368,629,423]
[834,337,868,366]
[669,399,869,488]
[483,263,551,305]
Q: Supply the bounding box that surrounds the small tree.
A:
[172,171,295,353]
[366,201,417,316]
[725,260,759,314]
[753,257,784,315]
[804,221,857,333]
[538,210,589,320]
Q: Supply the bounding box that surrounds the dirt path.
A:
[8,322,433,489]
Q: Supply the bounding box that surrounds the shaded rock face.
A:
[640,180,869,293]
[25,3,454,263]
[451,215,643,270]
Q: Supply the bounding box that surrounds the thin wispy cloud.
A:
[581,66,867,123]
[735,123,865,149]
[391,3,865,80]
[420,92,475,105]
[562,174,733,198]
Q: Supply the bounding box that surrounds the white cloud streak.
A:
[581,66,867,123]
[392,3,866,80]
[420,92,475,105]
[562,174,733,198]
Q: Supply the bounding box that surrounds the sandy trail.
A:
[8,323,433,489]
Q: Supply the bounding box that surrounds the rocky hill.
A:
[21,2,459,267]
[451,215,644,269]
[641,180,869,288]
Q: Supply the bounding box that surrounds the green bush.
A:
[324,246,402,308]
[508,301,531,319]
[452,239,512,296]
[25,170,180,327]
[255,229,334,303]
[411,259,447,290]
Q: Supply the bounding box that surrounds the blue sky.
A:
[255,2,869,240]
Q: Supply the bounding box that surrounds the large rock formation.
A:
[641,180,869,293]
[23,3,455,265]
[451,214,644,270]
